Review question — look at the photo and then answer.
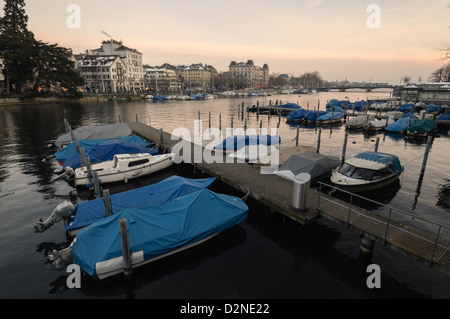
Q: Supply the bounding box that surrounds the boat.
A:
[54,123,133,149]
[330,151,404,192]
[304,110,328,123]
[228,144,279,162]
[436,113,450,126]
[316,112,344,125]
[397,103,415,113]
[363,117,395,132]
[214,135,281,153]
[385,117,415,133]
[68,152,176,186]
[406,119,435,138]
[46,189,248,279]
[345,114,375,130]
[54,135,152,165]
[61,140,159,170]
[34,175,216,235]
[286,109,306,122]
[275,152,340,184]
[385,111,404,121]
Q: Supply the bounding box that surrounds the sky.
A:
[6,0,450,84]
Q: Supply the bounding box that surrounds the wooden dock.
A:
[128,121,450,272]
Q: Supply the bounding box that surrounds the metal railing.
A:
[316,181,450,266]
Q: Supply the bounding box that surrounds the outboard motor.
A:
[46,246,73,270]
[34,201,76,233]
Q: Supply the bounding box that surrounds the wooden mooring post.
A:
[119,219,133,278]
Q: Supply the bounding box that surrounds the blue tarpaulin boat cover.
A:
[427,104,441,113]
[62,140,159,169]
[286,109,306,121]
[304,110,327,122]
[326,99,339,107]
[214,135,281,151]
[355,151,403,174]
[326,106,347,113]
[437,114,450,121]
[402,112,418,119]
[55,135,151,164]
[65,175,216,233]
[317,112,344,122]
[397,103,415,112]
[385,117,415,132]
[72,189,248,277]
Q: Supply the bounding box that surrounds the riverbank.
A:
[0,93,147,106]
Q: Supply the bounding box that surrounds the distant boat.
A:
[286,109,306,122]
[363,117,395,132]
[316,112,344,125]
[406,119,436,138]
[345,114,375,130]
[34,175,216,235]
[330,151,404,192]
[69,153,176,186]
[436,114,450,126]
[385,117,415,133]
[280,103,301,110]
[46,189,248,280]
[304,110,328,123]
[397,103,415,113]
[214,135,281,153]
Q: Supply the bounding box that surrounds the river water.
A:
[0,90,449,300]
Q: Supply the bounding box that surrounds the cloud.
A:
[306,0,324,8]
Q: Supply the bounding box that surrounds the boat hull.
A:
[74,153,175,186]
[330,170,401,192]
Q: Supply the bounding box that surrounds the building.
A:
[229,60,269,89]
[144,67,181,93]
[177,63,218,91]
[91,40,145,92]
[401,82,450,104]
[74,54,128,93]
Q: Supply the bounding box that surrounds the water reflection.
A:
[437,179,450,210]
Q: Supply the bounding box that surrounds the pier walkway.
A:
[128,122,450,272]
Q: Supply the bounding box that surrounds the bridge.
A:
[318,85,395,92]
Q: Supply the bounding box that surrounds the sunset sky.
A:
[8,0,450,84]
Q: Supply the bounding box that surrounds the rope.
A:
[241,190,251,201]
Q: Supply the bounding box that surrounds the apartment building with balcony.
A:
[91,39,145,92]
[74,54,128,93]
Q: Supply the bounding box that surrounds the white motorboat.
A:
[68,153,176,186]
[330,151,404,192]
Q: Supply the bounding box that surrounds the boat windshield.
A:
[338,163,390,181]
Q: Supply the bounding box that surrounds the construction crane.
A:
[101,30,113,40]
